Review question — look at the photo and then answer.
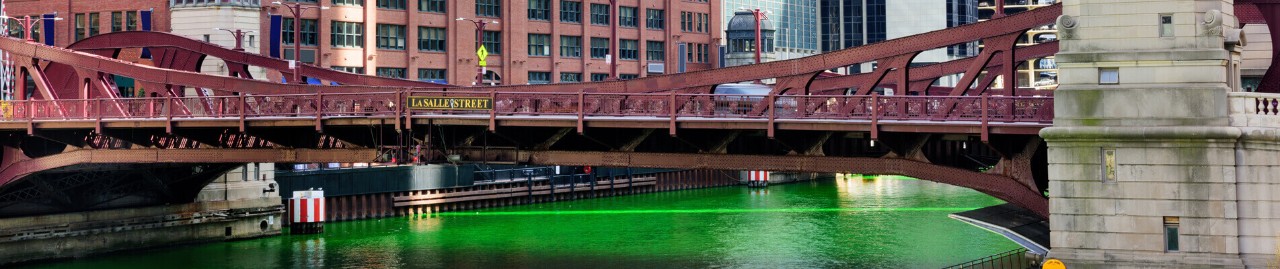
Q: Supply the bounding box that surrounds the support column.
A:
[1044,0,1253,267]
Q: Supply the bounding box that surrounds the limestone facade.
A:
[1045,0,1276,267]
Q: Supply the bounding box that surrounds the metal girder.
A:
[0,148,378,188]
[456,149,1048,218]
[950,33,1023,97]
[854,52,920,96]
[3,4,1060,100]
[616,129,655,151]
[772,130,832,156]
[984,135,1045,193]
[137,169,175,202]
[68,31,449,88]
[877,133,933,162]
[770,72,824,95]
[529,127,570,150]
[673,130,741,154]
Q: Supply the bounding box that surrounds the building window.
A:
[483,31,502,55]
[418,68,446,82]
[1159,14,1173,37]
[7,20,40,42]
[590,4,611,26]
[331,66,364,74]
[560,35,582,58]
[590,37,609,59]
[418,27,446,52]
[126,11,138,31]
[376,68,407,79]
[591,73,609,82]
[529,71,551,84]
[528,0,551,21]
[528,34,551,56]
[560,72,582,83]
[90,13,100,38]
[376,24,406,50]
[646,9,664,29]
[419,0,445,12]
[282,18,319,46]
[1099,67,1119,84]
[619,6,637,27]
[477,0,501,18]
[75,13,100,41]
[680,12,692,32]
[111,12,122,32]
[332,0,362,6]
[75,13,84,40]
[377,0,405,10]
[682,12,709,32]
[701,12,711,32]
[647,41,664,61]
[331,21,364,48]
[1164,217,1179,252]
[561,1,582,23]
[687,43,708,63]
[619,74,637,80]
[619,39,638,60]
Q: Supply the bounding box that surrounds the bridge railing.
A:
[1229,92,1280,128]
[0,92,1053,124]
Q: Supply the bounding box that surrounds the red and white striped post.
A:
[748,170,770,188]
[289,189,326,234]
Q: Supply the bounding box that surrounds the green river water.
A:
[20,176,1018,269]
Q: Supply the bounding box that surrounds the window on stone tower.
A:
[1099,68,1119,84]
[1159,14,1173,37]
[1163,216,1179,252]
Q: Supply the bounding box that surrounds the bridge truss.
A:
[0,4,1064,218]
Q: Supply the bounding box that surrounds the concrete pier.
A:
[0,164,282,265]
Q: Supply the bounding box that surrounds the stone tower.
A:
[724,11,777,67]
[1044,0,1277,267]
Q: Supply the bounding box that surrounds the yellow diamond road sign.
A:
[476,45,489,61]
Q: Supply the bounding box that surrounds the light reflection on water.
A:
[20,177,1017,269]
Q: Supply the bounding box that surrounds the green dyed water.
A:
[20,177,1018,269]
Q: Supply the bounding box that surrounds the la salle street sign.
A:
[407,96,493,110]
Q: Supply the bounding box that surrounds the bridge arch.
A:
[490,151,1048,218]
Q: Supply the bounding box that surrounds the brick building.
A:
[3,0,171,46]
[2,0,722,86]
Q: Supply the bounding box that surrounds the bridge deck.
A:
[0,115,1047,135]
[0,92,1052,135]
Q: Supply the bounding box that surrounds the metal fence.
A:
[0,91,1054,124]
[942,248,1033,269]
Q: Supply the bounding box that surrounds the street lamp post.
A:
[213,28,257,51]
[0,14,63,42]
[609,0,618,80]
[738,8,769,65]
[457,18,499,86]
[272,1,328,84]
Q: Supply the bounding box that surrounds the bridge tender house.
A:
[407,97,493,110]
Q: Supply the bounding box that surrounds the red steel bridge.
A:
[0,4,1070,219]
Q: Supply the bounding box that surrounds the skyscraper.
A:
[721,0,820,61]
[820,0,976,80]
